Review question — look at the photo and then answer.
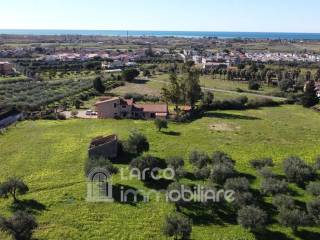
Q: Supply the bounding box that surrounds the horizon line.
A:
[0,28,320,35]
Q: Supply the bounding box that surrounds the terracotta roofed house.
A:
[94,97,168,119]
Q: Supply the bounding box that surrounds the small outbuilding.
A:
[88,134,118,159]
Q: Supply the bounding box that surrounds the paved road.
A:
[139,78,286,101]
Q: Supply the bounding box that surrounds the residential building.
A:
[94,97,168,119]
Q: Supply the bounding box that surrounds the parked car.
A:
[86,110,93,115]
[86,110,97,116]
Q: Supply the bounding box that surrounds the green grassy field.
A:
[0,105,320,239]
[149,73,279,95]
[0,75,28,81]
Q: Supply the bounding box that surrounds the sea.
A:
[0,29,320,40]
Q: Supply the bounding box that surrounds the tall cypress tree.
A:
[93,77,105,94]
[302,81,319,107]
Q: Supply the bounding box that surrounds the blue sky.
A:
[0,0,319,33]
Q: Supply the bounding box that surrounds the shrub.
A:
[189,151,210,169]
[258,167,276,179]
[57,112,66,120]
[130,155,163,181]
[237,206,267,232]
[85,157,118,176]
[124,92,144,101]
[246,98,279,109]
[162,212,192,240]
[283,156,315,185]
[0,211,38,240]
[210,97,247,110]
[278,208,310,232]
[211,151,235,168]
[272,194,295,210]
[232,191,254,209]
[279,79,294,92]
[248,80,260,90]
[122,68,140,82]
[250,158,274,169]
[307,198,320,224]
[154,118,168,132]
[123,92,160,102]
[0,177,29,202]
[224,177,250,192]
[124,130,149,155]
[166,157,185,180]
[201,91,214,107]
[210,163,236,185]
[261,178,288,196]
[306,182,320,197]
[71,110,78,118]
[194,167,211,180]
[166,182,192,211]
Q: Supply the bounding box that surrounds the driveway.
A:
[62,110,97,119]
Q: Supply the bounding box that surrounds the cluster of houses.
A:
[94,96,168,119]
[180,49,320,71]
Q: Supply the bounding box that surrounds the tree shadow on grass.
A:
[250,189,278,224]
[10,199,47,214]
[112,151,139,165]
[294,229,320,240]
[254,229,293,240]
[183,201,237,226]
[111,184,145,206]
[203,112,261,120]
[162,131,181,136]
[144,178,174,190]
[237,172,257,183]
[184,172,197,181]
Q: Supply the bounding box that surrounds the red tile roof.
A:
[120,98,134,106]
[94,97,119,106]
[134,104,168,113]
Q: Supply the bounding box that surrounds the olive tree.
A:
[85,157,118,176]
[0,178,29,202]
[272,194,295,211]
[307,198,320,224]
[237,206,267,232]
[224,177,250,192]
[162,212,192,240]
[166,182,192,212]
[250,158,273,169]
[166,157,185,180]
[283,156,315,185]
[278,208,310,233]
[189,151,210,169]
[130,155,163,182]
[0,211,37,240]
[124,130,149,155]
[260,178,289,196]
[306,182,320,197]
[210,163,236,185]
[154,118,168,132]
